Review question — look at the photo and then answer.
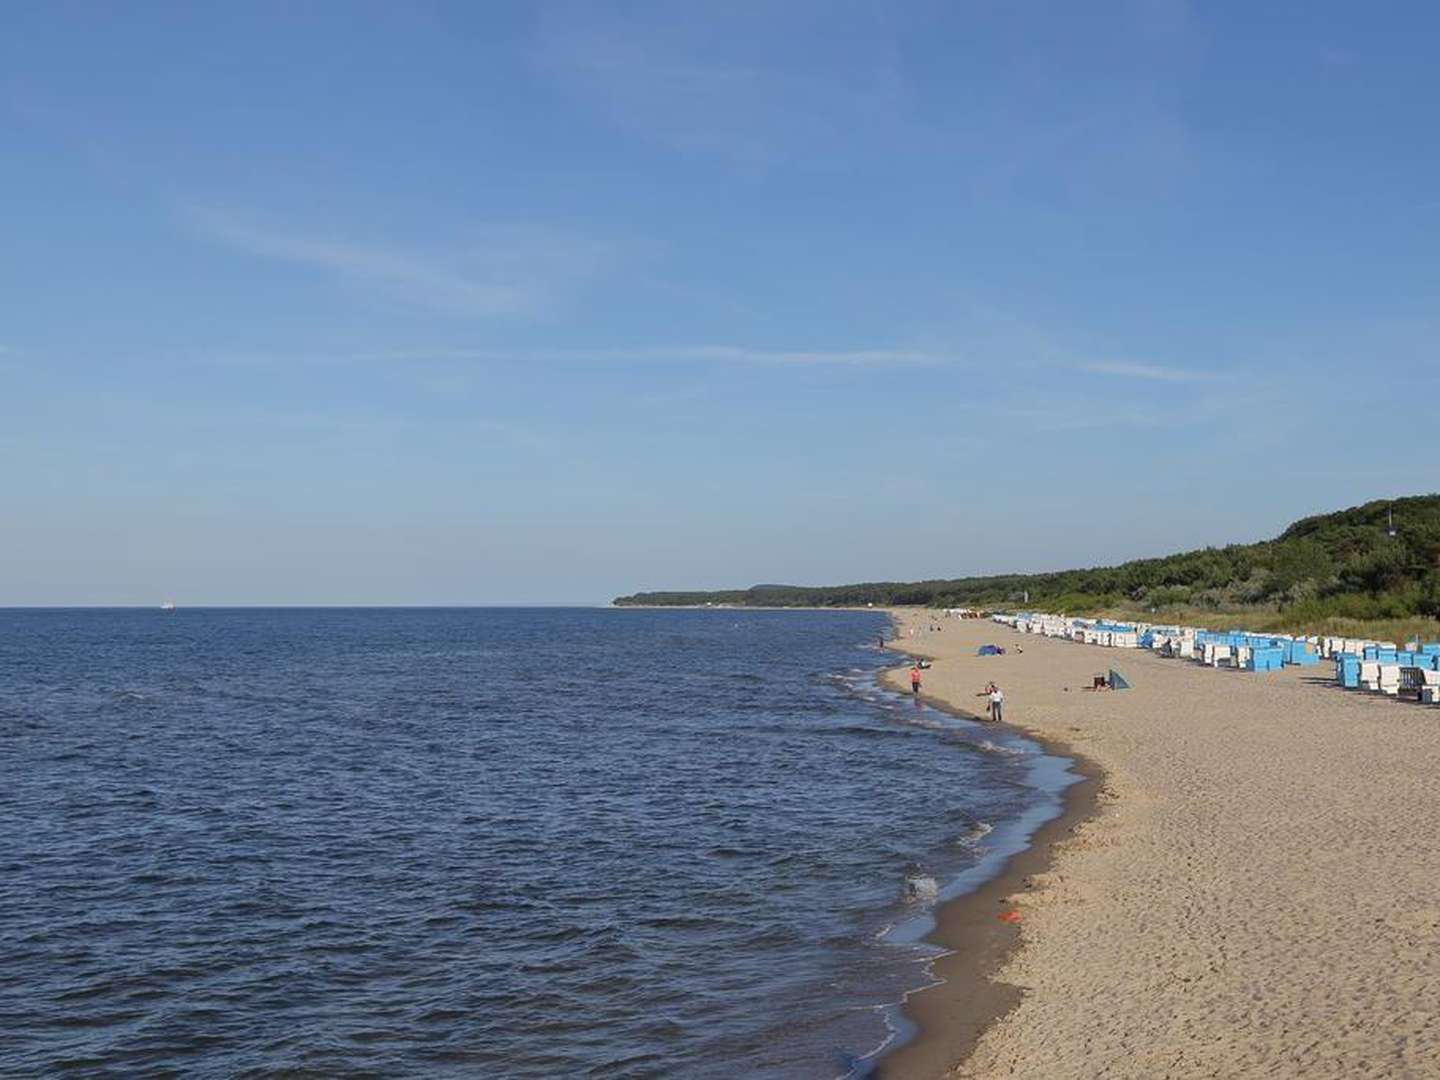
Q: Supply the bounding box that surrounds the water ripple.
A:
[1,607,1043,1078]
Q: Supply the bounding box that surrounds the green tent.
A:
[1108,668,1131,690]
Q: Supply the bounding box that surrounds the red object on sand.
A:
[997,910,1022,924]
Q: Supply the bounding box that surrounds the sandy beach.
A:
[876,609,1440,1079]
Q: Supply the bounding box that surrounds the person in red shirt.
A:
[910,664,922,695]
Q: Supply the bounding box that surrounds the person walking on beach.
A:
[910,664,922,695]
[988,684,1004,723]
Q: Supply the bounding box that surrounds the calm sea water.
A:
[1,608,1074,1078]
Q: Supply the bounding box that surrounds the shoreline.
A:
[870,628,1103,1078]
[865,608,1440,1077]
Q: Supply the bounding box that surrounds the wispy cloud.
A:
[369,344,949,367]
[1080,360,1212,382]
[624,345,943,367]
[994,403,1172,432]
[533,1,1197,202]
[187,208,606,317]
[532,4,908,169]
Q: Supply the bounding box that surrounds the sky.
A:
[4,1,1439,605]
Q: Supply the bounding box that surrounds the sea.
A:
[1,607,1077,1078]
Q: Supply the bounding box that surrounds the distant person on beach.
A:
[989,685,1005,723]
[976,681,998,718]
[910,664,922,695]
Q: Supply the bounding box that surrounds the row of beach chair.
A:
[996,613,1440,705]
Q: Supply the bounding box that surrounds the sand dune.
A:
[878,610,1440,1079]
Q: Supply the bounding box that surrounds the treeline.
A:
[613,495,1440,621]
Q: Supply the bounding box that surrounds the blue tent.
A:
[1108,668,1131,690]
[977,644,1004,656]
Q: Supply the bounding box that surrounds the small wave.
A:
[899,715,944,731]
[813,725,909,739]
[956,822,993,846]
[635,914,732,931]
[706,845,753,859]
[975,738,1026,757]
[902,874,938,903]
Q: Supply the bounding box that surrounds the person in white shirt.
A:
[988,685,1005,723]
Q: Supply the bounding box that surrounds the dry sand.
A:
[875,609,1440,1079]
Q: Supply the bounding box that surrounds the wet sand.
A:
[874,609,1440,1078]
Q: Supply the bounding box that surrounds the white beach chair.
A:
[1360,661,1380,691]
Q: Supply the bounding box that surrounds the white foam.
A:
[903,874,939,902]
[957,822,993,846]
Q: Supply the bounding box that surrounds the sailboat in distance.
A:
[160,600,177,612]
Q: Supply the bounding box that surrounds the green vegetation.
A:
[614,495,1440,638]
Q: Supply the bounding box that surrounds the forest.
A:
[614,496,1440,632]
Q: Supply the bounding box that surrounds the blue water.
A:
[1,608,1074,1078]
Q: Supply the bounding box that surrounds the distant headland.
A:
[615,495,1440,640]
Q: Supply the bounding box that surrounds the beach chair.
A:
[1360,661,1381,691]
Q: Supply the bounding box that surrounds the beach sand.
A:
[875,609,1440,1079]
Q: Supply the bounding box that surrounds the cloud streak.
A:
[533,1,1197,205]
[532,4,908,169]
[994,403,1173,432]
[1080,360,1212,382]
[632,345,943,367]
[371,344,949,368]
[187,208,603,317]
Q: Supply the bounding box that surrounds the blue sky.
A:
[4,1,1438,604]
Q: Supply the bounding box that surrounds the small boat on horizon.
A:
[160,600,177,612]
